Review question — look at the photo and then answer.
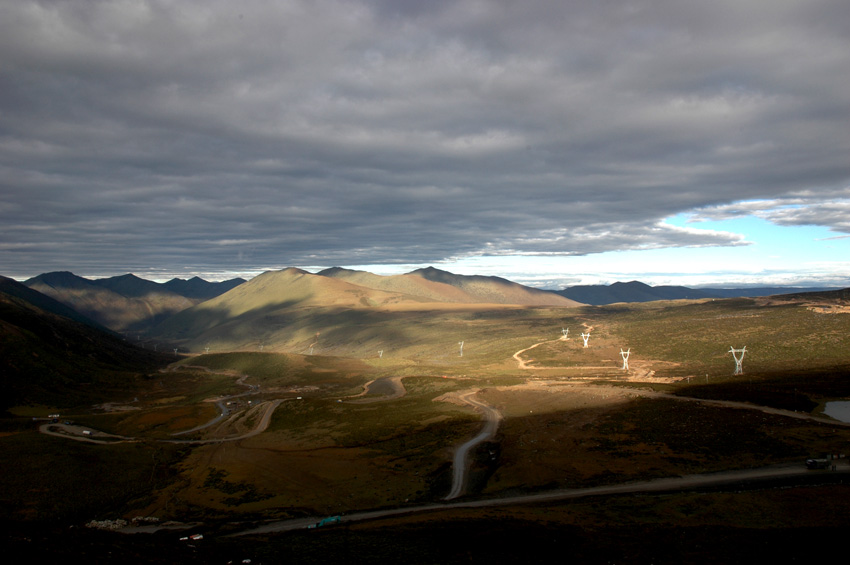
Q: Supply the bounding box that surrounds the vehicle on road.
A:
[806,458,830,469]
[308,516,341,529]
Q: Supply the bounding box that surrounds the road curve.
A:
[444,391,503,500]
[164,399,286,444]
[171,370,260,436]
[513,336,569,369]
[39,423,133,444]
[40,399,288,446]
[342,376,407,403]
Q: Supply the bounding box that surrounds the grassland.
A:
[3,292,850,561]
[0,430,186,523]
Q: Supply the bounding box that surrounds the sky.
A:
[2,0,849,289]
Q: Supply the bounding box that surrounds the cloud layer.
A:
[2,0,848,279]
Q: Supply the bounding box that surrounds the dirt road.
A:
[513,337,565,369]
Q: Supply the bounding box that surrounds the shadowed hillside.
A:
[0,275,108,331]
[0,277,170,410]
[23,271,237,333]
[162,276,245,300]
[556,281,716,305]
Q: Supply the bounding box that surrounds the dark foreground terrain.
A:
[3,282,850,563]
[4,475,850,564]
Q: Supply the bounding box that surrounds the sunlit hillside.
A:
[151,267,582,354]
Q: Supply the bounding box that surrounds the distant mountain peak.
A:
[317,267,362,277]
[411,266,449,275]
[25,271,94,290]
[280,267,309,275]
[92,273,172,298]
[407,266,458,281]
[552,281,818,305]
[162,275,245,300]
[611,280,651,288]
[28,270,79,281]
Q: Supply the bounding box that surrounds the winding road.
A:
[513,336,567,369]
[445,391,503,500]
[39,398,287,445]
[46,332,850,538]
[342,376,407,403]
[40,363,285,445]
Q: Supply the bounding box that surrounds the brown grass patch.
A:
[470,384,850,497]
[150,441,435,518]
[111,403,218,437]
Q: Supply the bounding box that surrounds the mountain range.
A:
[3,267,848,402]
[7,267,846,353]
[8,267,583,352]
[555,280,841,306]
[23,272,245,332]
[152,266,581,353]
[318,266,576,306]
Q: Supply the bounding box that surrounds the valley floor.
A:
[7,295,850,562]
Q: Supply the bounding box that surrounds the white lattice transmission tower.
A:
[562,327,569,340]
[581,332,590,348]
[729,346,747,375]
[620,348,631,370]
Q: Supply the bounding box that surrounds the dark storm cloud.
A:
[1,0,848,279]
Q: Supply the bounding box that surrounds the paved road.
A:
[231,463,846,536]
[40,399,287,445]
[171,371,260,436]
[163,399,286,444]
[445,391,503,500]
[170,399,232,436]
[39,423,133,444]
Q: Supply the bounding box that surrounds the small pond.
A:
[823,401,850,423]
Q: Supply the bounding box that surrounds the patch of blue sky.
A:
[440,215,850,288]
[328,212,850,289]
[666,212,850,265]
